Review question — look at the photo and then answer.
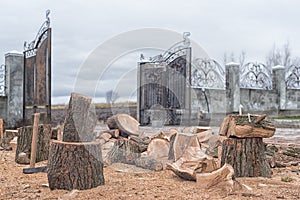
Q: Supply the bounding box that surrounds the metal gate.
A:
[138,33,191,125]
[23,10,51,124]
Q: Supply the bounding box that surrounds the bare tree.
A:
[266,41,300,68]
[105,90,119,104]
[223,51,246,66]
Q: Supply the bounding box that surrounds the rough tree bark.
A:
[47,140,104,190]
[15,124,51,164]
[63,93,97,142]
[221,137,272,177]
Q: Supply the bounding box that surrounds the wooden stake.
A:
[29,113,40,168]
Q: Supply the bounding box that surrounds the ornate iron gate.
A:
[23,10,51,124]
[138,33,191,125]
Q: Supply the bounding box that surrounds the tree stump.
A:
[15,124,51,164]
[220,137,272,177]
[47,140,104,190]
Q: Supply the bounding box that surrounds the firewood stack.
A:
[47,93,104,190]
[219,114,275,178]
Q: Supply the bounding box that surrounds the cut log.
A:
[168,131,178,161]
[0,130,18,149]
[221,137,272,177]
[114,114,143,137]
[0,118,3,138]
[172,133,201,161]
[219,115,231,136]
[47,140,104,190]
[219,114,275,138]
[105,138,141,165]
[15,124,52,164]
[100,129,119,138]
[99,132,112,142]
[135,157,163,171]
[106,115,118,130]
[196,163,234,189]
[128,135,150,153]
[147,138,170,159]
[63,93,97,142]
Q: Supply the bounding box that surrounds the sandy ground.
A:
[0,143,300,200]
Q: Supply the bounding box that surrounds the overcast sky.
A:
[1,0,300,104]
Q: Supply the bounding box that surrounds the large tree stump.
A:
[63,93,97,142]
[220,137,272,177]
[15,124,51,164]
[47,140,104,190]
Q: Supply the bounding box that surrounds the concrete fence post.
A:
[5,51,24,127]
[225,62,240,113]
[272,65,286,110]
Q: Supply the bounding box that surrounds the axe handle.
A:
[29,113,40,168]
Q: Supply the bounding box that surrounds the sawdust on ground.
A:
[0,145,300,200]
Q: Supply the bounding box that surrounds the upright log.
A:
[47,140,104,190]
[63,93,97,142]
[221,137,272,177]
[15,124,51,164]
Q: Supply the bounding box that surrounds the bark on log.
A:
[63,93,97,142]
[221,137,272,177]
[15,124,51,164]
[196,163,234,189]
[135,157,163,171]
[47,140,104,190]
[106,115,118,129]
[105,139,141,165]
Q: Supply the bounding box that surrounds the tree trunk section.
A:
[221,137,272,177]
[15,124,51,164]
[47,140,104,190]
[63,93,97,142]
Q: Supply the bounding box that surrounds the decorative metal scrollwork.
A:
[149,32,190,64]
[24,10,51,58]
[240,62,272,90]
[0,64,6,96]
[191,58,225,89]
[286,65,300,89]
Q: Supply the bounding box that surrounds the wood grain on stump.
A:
[47,140,104,190]
[221,137,272,177]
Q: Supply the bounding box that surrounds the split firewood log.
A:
[196,163,234,189]
[147,138,170,159]
[219,114,275,138]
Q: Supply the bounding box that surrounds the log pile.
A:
[219,114,275,178]
[47,93,104,190]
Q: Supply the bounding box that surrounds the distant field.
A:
[51,102,137,110]
[272,116,300,120]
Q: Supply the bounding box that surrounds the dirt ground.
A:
[0,143,300,200]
